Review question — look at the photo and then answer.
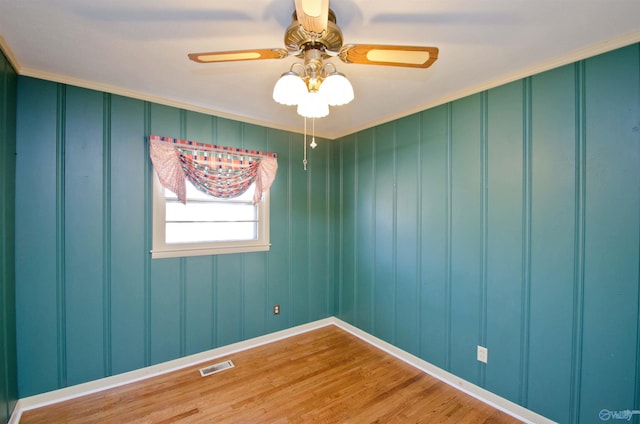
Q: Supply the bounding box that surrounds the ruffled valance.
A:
[149,135,278,205]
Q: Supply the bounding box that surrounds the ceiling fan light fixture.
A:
[273,71,308,106]
[297,91,329,118]
[319,71,354,106]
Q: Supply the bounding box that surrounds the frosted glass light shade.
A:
[319,72,354,106]
[297,91,329,118]
[273,72,308,105]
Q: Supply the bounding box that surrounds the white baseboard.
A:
[331,318,556,424]
[9,316,554,424]
[10,318,334,422]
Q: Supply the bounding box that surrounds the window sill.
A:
[151,243,271,259]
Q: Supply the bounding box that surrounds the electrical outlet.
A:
[273,304,280,315]
[477,345,488,363]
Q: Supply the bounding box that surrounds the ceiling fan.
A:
[188,0,438,121]
[188,0,439,70]
[188,0,438,167]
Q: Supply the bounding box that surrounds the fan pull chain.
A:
[303,117,308,171]
[302,118,318,171]
[310,118,318,149]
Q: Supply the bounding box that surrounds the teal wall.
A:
[14,78,337,397]
[10,42,640,423]
[335,43,640,423]
[0,49,18,424]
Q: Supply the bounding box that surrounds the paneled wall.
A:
[0,49,17,424]
[10,42,640,423]
[14,78,337,397]
[335,44,640,423]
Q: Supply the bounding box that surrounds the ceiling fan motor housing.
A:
[285,9,343,58]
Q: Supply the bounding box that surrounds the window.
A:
[148,134,276,258]
[151,172,270,258]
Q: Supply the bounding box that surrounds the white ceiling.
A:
[1,0,639,139]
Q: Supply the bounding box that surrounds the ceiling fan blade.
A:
[338,44,439,69]
[188,48,288,63]
[294,0,329,33]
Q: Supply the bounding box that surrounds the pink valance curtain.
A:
[149,135,278,205]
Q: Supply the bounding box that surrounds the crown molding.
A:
[3,31,639,140]
[0,35,21,72]
[339,30,640,139]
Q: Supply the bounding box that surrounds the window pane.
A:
[165,180,256,202]
[166,201,256,223]
[166,222,258,244]
[154,171,269,258]
[164,180,258,244]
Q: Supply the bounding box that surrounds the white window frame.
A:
[151,172,270,258]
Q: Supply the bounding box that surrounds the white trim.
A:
[5,32,639,141]
[11,318,334,420]
[343,31,640,139]
[0,36,20,73]
[331,318,557,424]
[151,172,271,258]
[8,400,22,424]
[5,62,306,138]
[9,317,555,423]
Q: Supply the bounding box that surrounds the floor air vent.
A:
[199,360,235,377]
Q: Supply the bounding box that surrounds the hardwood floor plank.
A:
[20,326,522,423]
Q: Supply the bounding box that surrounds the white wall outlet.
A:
[477,345,488,363]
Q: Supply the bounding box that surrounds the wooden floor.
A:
[20,326,521,423]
